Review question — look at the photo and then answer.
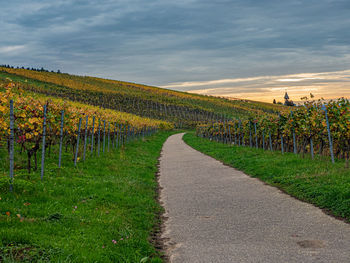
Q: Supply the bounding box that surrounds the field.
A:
[196,97,350,165]
[0,66,285,127]
[1,131,173,262]
[1,66,349,262]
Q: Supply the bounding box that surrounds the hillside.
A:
[0,66,285,127]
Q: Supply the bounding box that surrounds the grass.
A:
[183,132,350,223]
[0,131,174,262]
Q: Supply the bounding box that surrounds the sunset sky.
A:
[1,0,350,102]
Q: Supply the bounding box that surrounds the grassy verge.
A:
[183,132,350,223]
[0,131,174,262]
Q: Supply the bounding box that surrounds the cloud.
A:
[183,69,350,102]
[0,0,350,100]
[0,45,26,54]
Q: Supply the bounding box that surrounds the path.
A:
[159,133,350,263]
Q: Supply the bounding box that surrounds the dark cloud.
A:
[1,0,350,90]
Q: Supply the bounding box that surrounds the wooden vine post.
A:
[74,117,82,167]
[9,100,14,191]
[58,110,64,168]
[322,104,335,163]
[40,104,47,180]
[83,115,88,161]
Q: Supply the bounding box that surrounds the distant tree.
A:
[57,69,61,74]
[273,99,276,104]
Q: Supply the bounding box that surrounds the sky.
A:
[1,0,350,102]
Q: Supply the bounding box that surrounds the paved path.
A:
[159,133,350,263]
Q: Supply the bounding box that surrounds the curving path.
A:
[159,133,350,263]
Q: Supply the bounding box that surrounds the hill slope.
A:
[0,66,285,126]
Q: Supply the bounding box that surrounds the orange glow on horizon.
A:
[162,69,350,103]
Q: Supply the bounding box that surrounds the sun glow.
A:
[161,69,350,103]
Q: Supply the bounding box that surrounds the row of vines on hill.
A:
[196,98,350,166]
[0,83,165,190]
[1,73,220,127]
[0,67,283,126]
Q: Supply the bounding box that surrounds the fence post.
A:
[322,104,335,163]
[124,125,127,144]
[240,120,244,146]
[9,100,14,191]
[291,111,297,154]
[121,124,124,146]
[116,124,120,148]
[249,122,253,147]
[40,104,47,180]
[120,124,124,145]
[310,133,314,160]
[83,115,88,161]
[269,131,273,151]
[228,123,231,144]
[233,123,236,145]
[74,117,82,166]
[91,116,95,153]
[238,121,241,146]
[97,120,101,156]
[127,125,130,143]
[107,122,110,152]
[279,114,284,154]
[103,120,106,153]
[262,130,265,150]
[58,110,64,168]
[254,122,258,149]
[113,123,116,148]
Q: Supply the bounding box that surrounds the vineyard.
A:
[0,82,169,190]
[196,98,350,166]
[0,77,174,261]
[0,66,285,127]
[1,66,349,187]
[1,65,349,261]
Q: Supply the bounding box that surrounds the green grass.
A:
[183,132,350,223]
[0,131,174,262]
